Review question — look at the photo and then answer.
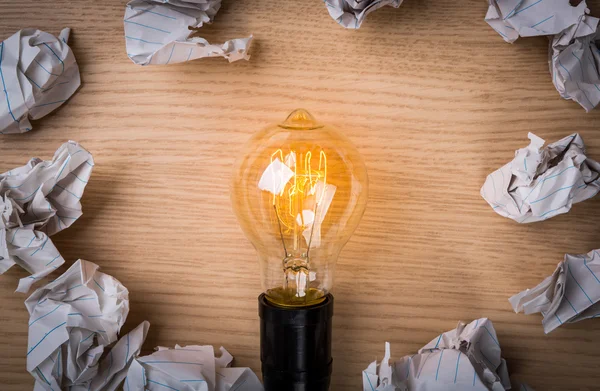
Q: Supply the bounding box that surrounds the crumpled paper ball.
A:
[25,259,149,391]
[0,28,80,134]
[510,247,600,334]
[324,0,403,29]
[125,345,264,390]
[484,0,588,43]
[362,318,523,391]
[0,141,93,292]
[550,14,600,111]
[480,132,600,223]
[124,0,253,66]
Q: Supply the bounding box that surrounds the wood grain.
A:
[1,0,600,389]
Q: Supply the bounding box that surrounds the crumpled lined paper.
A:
[481,132,600,223]
[550,14,600,111]
[125,344,263,390]
[0,141,93,293]
[25,259,150,390]
[510,248,600,334]
[484,0,588,43]
[124,0,253,66]
[0,28,80,134]
[362,318,536,391]
[324,0,403,29]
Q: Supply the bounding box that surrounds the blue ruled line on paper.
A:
[57,349,61,378]
[417,352,432,379]
[46,255,60,266]
[124,20,171,34]
[555,313,563,324]
[531,14,554,28]
[36,367,50,385]
[435,350,444,381]
[531,184,576,204]
[520,165,576,209]
[34,59,60,76]
[136,7,177,20]
[492,27,508,38]
[147,380,179,391]
[125,36,163,45]
[26,235,36,247]
[93,278,105,291]
[166,45,175,64]
[14,185,42,201]
[54,183,81,199]
[30,237,49,256]
[514,0,542,17]
[28,322,67,356]
[483,325,500,347]
[1,43,20,128]
[434,334,442,348]
[29,304,63,326]
[504,0,525,20]
[81,332,95,343]
[10,228,19,244]
[558,59,572,80]
[69,172,88,183]
[583,253,600,283]
[564,295,578,314]
[454,352,461,383]
[568,265,593,304]
[24,74,41,89]
[42,43,64,74]
[364,371,375,391]
[66,297,95,302]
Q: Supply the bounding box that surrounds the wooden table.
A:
[1,0,600,389]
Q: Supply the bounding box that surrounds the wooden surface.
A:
[1,0,600,389]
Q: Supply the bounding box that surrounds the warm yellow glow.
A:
[270,149,328,233]
[230,109,369,307]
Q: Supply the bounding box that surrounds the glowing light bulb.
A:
[231,109,368,307]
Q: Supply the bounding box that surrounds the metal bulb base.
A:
[258,293,334,391]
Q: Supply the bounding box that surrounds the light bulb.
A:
[231,109,368,306]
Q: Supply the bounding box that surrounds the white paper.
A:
[510,248,600,333]
[125,344,263,391]
[258,158,294,195]
[25,259,149,390]
[0,141,94,293]
[124,0,253,66]
[485,0,588,43]
[301,181,336,248]
[0,28,80,134]
[550,14,600,111]
[324,0,403,29]
[362,319,537,391]
[481,132,600,223]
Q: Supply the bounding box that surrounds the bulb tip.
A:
[280,109,321,130]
